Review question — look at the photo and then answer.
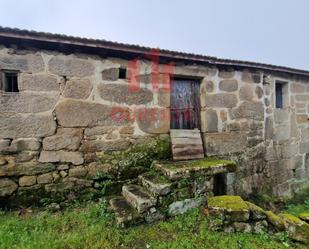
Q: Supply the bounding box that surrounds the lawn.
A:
[0,199,307,249]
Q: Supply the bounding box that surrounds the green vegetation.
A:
[158,157,236,170]
[208,195,248,211]
[1,201,307,249]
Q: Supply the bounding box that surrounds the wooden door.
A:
[171,79,200,129]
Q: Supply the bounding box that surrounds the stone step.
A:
[153,158,236,180]
[122,184,156,213]
[138,172,172,197]
[109,196,143,227]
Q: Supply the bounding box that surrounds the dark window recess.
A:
[119,68,127,79]
[3,72,19,92]
[275,83,283,108]
[213,173,227,196]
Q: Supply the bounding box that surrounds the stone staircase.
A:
[109,158,236,226]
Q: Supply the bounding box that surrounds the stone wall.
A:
[0,44,308,205]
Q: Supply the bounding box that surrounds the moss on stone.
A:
[299,213,309,221]
[208,196,248,211]
[264,211,286,231]
[161,157,236,170]
[280,213,304,224]
[142,171,171,185]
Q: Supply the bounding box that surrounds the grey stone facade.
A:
[0,32,308,204]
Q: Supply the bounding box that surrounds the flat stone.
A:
[0,139,11,152]
[233,222,252,233]
[201,109,218,132]
[0,53,44,73]
[205,93,238,108]
[0,92,59,113]
[200,80,214,96]
[295,95,309,102]
[204,132,247,156]
[208,196,250,222]
[0,112,56,139]
[19,175,36,187]
[43,128,82,151]
[39,151,84,165]
[138,172,172,196]
[80,139,131,152]
[136,107,170,134]
[245,201,267,220]
[86,162,115,178]
[218,69,235,79]
[265,117,274,140]
[252,220,268,234]
[109,196,143,226]
[69,166,88,178]
[219,80,238,92]
[0,178,18,196]
[48,56,95,77]
[55,99,131,127]
[62,177,93,187]
[239,85,254,101]
[230,101,264,121]
[0,162,56,176]
[264,211,286,231]
[291,83,306,93]
[10,138,41,151]
[98,84,153,105]
[122,184,156,213]
[168,197,205,216]
[153,159,236,180]
[37,173,53,184]
[45,181,75,192]
[274,109,289,124]
[255,86,263,99]
[84,126,117,137]
[101,68,119,81]
[63,79,93,99]
[241,70,261,83]
[20,74,59,91]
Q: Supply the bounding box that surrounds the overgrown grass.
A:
[0,200,307,249]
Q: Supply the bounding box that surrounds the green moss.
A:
[265,211,286,231]
[160,157,236,170]
[245,201,265,213]
[142,171,171,185]
[299,213,309,220]
[279,213,304,224]
[100,136,171,180]
[208,196,248,211]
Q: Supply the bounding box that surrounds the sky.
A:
[0,0,308,70]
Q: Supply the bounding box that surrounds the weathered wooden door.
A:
[171,79,200,129]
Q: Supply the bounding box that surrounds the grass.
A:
[0,199,307,249]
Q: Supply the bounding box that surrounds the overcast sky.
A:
[0,0,308,70]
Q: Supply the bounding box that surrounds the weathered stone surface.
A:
[0,92,59,113]
[205,94,237,108]
[45,181,75,192]
[15,152,38,163]
[168,197,205,216]
[218,69,235,79]
[84,126,116,137]
[201,109,218,132]
[19,175,36,187]
[204,132,247,155]
[63,79,93,99]
[20,74,59,91]
[39,151,84,165]
[122,184,156,213]
[136,107,170,134]
[0,113,56,139]
[102,68,119,81]
[86,162,114,178]
[220,110,227,122]
[242,70,261,83]
[173,65,216,77]
[0,139,11,152]
[158,88,170,107]
[245,201,267,220]
[291,83,306,93]
[295,95,309,102]
[37,173,53,184]
[274,109,289,124]
[265,117,274,139]
[297,114,308,124]
[0,53,44,73]
[69,166,88,178]
[233,222,252,233]
[0,178,18,196]
[80,139,130,152]
[43,128,82,151]
[48,56,94,77]
[230,101,264,121]
[252,220,268,234]
[219,80,238,92]
[255,86,263,99]
[10,138,41,151]
[0,162,56,176]
[55,99,131,127]
[138,173,172,196]
[98,84,153,105]
[201,80,214,94]
[239,85,253,101]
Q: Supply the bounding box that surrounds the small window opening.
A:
[2,72,19,92]
[119,68,127,79]
[275,81,288,109]
[213,173,227,196]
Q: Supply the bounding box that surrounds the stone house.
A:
[0,27,308,207]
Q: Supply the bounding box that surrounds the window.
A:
[119,68,127,79]
[275,81,288,108]
[1,71,19,92]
